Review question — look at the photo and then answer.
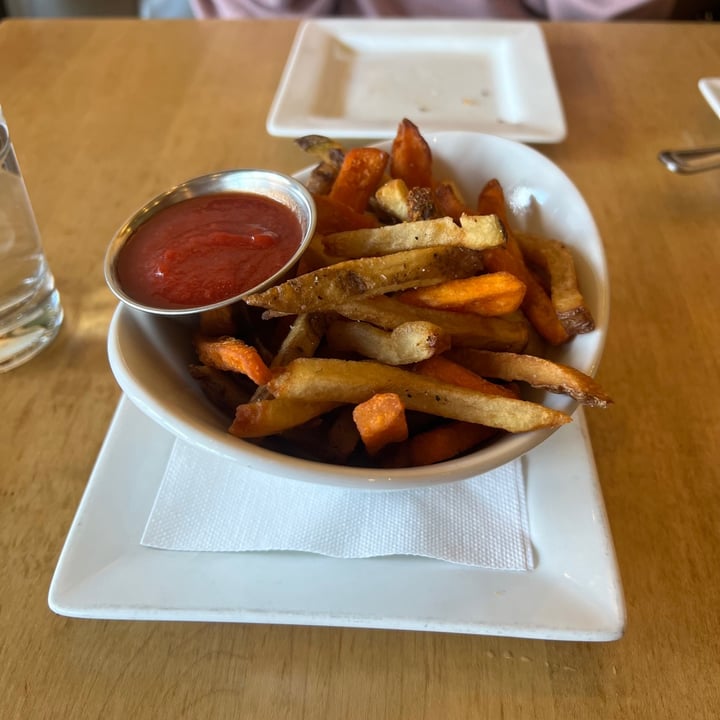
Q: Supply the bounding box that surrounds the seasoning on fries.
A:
[189,118,610,469]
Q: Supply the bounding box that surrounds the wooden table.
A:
[1,17,719,719]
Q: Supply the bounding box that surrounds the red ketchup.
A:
[116,192,302,309]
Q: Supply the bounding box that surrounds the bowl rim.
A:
[103,168,317,317]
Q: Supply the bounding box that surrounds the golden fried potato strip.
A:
[229,398,340,438]
[294,134,345,195]
[516,231,595,335]
[244,246,484,316]
[326,319,451,365]
[267,358,571,433]
[447,348,612,408]
[321,214,505,258]
[374,178,411,221]
[270,312,328,368]
[334,295,529,352]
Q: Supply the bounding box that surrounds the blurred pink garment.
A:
[524,0,675,18]
[191,0,335,18]
[189,0,674,18]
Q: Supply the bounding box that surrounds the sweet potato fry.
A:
[388,421,499,467]
[334,295,529,352]
[188,122,608,467]
[313,193,381,235]
[322,214,504,258]
[482,245,569,345]
[352,392,409,455]
[447,348,612,408]
[390,118,434,189]
[328,147,389,213]
[413,355,517,398]
[326,319,450,365]
[396,271,526,317]
[229,398,339,438]
[267,358,571,432]
[516,231,595,335]
[244,246,485,316]
[193,335,273,386]
[478,179,570,345]
[433,180,471,221]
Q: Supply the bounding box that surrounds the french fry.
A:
[322,214,505,258]
[406,187,436,221]
[478,179,570,346]
[295,134,345,166]
[396,271,526,317]
[199,305,236,337]
[267,358,571,432]
[294,232,341,275]
[326,406,361,462]
[433,180,471,221]
[229,398,339,438]
[352,392,409,455]
[326,319,451,365]
[313,193,381,235]
[193,335,273,386]
[263,406,360,464]
[244,246,485,316]
[328,147,389,213]
[447,348,612,408]
[251,312,328,401]
[270,312,327,367]
[482,244,569,345]
[189,364,256,415]
[374,177,411,221]
[390,118,434,189]
[413,355,517,398]
[515,231,595,335]
[294,134,346,195]
[334,295,529,352]
[386,421,499,467]
[187,120,608,468]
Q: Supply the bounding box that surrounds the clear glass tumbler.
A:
[0,108,64,372]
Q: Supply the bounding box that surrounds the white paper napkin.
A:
[141,439,534,570]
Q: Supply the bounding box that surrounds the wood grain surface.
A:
[1,18,719,719]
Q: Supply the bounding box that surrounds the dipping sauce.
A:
[116,192,303,309]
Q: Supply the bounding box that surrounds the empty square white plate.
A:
[267,19,567,142]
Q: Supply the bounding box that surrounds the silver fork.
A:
[658,146,720,174]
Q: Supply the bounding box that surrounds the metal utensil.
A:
[658,146,720,174]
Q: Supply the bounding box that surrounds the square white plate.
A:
[266,19,566,142]
[699,77,720,119]
[49,396,624,640]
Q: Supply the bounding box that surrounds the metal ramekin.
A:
[104,168,316,316]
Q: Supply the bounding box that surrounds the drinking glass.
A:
[0,108,64,372]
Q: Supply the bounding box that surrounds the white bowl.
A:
[107,132,609,489]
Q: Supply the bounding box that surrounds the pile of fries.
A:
[189,119,611,468]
